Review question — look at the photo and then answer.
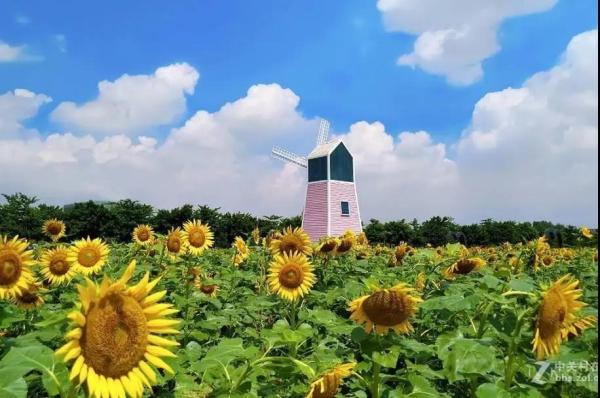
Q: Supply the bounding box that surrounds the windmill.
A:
[272,119,362,242]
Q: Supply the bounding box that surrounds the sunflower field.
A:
[0,221,597,398]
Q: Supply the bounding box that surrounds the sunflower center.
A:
[167,236,181,253]
[455,259,477,274]
[81,293,149,378]
[189,230,206,248]
[200,284,217,295]
[320,241,337,253]
[278,263,304,289]
[278,236,303,255]
[0,251,22,286]
[542,256,553,266]
[337,239,352,253]
[18,291,38,304]
[49,258,70,275]
[537,290,568,339]
[311,377,339,398]
[362,290,412,327]
[47,223,63,235]
[137,230,150,242]
[78,247,101,268]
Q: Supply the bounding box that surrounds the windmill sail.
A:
[316,119,330,145]
[272,146,308,168]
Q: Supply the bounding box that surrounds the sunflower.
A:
[532,275,591,359]
[443,258,486,279]
[251,227,261,246]
[335,231,355,255]
[541,255,554,267]
[12,282,44,309]
[316,237,339,256]
[535,237,551,254]
[68,237,110,276]
[349,283,422,335]
[40,246,77,285]
[356,232,369,246]
[581,227,594,239]
[232,237,249,266]
[165,228,187,258]
[373,244,386,256]
[270,227,312,256]
[132,225,155,246]
[268,252,316,301]
[306,363,355,398]
[56,260,180,398]
[355,245,370,260]
[42,218,67,242]
[390,243,413,266]
[0,235,35,299]
[182,220,214,255]
[195,280,219,298]
[563,315,598,339]
[415,272,427,292]
[559,248,575,260]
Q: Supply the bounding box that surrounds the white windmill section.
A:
[316,119,330,145]
[272,146,307,168]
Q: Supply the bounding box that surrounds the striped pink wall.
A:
[302,181,328,241]
[329,181,362,236]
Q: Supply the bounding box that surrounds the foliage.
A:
[0,226,597,397]
[0,193,595,249]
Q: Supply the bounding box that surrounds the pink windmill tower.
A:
[272,119,362,241]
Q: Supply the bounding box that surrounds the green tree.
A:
[420,216,458,246]
[109,200,154,241]
[63,201,116,239]
[152,204,195,233]
[0,193,40,239]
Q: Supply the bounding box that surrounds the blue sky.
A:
[0,1,597,225]
[2,0,596,143]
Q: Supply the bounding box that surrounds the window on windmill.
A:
[341,201,350,216]
[308,156,328,182]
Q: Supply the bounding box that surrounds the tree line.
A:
[0,193,592,248]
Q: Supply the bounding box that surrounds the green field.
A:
[0,227,598,398]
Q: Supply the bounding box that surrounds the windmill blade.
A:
[272,146,308,168]
[316,119,330,145]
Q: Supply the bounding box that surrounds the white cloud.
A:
[342,122,460,220]
[51,63,199,135]
[0,89,52,137]
[0,82,313,215]
[377,0,557,85]
[0,41,26,63]
[455,29,598,224]
[0,31,597,225]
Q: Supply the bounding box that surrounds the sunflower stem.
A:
[476,301,495,339]
[370,361,381,398]
[182,264,194,345]
[156,243,166,272]
[288,299,299,330]
[504,310,529,390]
